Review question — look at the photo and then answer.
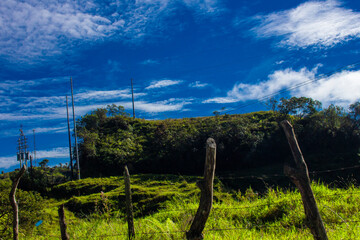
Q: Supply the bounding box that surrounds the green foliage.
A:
[76,100,360,182]
[54,174,200,218]
[39,159,49,168]
[277,97,322,118]
[77,109,285,176]
[0,178,45,239]
[17,166,71,195]
[22,178,360,240]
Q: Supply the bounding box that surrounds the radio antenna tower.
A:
[17,126,29,169]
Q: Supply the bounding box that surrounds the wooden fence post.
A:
[58,204,70,240]
[186,138,216,240]
[124,165,135,240]
[281,120,328,240]
[9,165,26,240]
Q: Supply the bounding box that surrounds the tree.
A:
[278,97,322,118]
[106,104,129,117]
[349,101,360,129]
[39,159,49,168]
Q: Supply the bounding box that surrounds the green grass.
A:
[17,175,360,239]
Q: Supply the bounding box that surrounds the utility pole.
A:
[70,77,80,180]
[66,96,74,179]
[33,129,36,167]
[16,126,29,170]
[131,78,135,119]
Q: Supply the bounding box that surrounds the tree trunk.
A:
[9,165,26,240]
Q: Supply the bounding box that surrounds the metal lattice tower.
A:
[17,126,29,169]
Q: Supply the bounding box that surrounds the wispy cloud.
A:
[0,0,221,63]
[36,147,69,159]
[76,89,144,102]
[0,156,17,169]
[204,67,318,103]
[253,0,360,48]
[204,66,360,107]
[189,81,209,88]
[140,59,160,65]
[0,77,67,92]
[0,147,69,169]
[126,98,192,113]
[145,79,183,89]
[183,0,221,14]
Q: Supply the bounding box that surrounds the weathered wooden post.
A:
[9,165,26,240]
[124,165,135,240]
[281,120,328,240]
[186,138,216,240]
[58,204,70,240]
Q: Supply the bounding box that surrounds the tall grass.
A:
[27,181,360,239]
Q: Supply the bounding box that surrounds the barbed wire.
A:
[156,189,360,215]
[216,163,360,181]
[34,218,360,239]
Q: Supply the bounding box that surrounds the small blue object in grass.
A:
[35,220,43,227]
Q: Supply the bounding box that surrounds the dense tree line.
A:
[76,99,360,177]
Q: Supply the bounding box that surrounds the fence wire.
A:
[31,163,360,239]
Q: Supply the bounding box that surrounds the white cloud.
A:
[183,0,220,13]
[128,99,192,113]
[0,0,221,62]
[75,89,143,101]
[0,147,69,169]
[0,89,184,123]
[253,0,360,48]
[30,126,67,135]
[0,77,67,92]
[204,66,360,107]
[297,70,360,106]
[140,59,160,65]
[17,89,145,109]
[189,81,209,88]
[0,113,57,121]
[205,67,317,103]
[36,147,69,159]
[145,79,182,89]
[0,156,17,169]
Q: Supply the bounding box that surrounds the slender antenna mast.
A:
[70,77,80,180]
[66,96,74,179]
[131,78,135,119]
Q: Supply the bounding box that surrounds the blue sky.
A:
[1,0,360,172]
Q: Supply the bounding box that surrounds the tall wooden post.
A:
[131,78,135,119]
[66,96,74,179]
[9,165,26,240]
[124,166,135,240]
[70,77,80,180]
[58,204,70,240]
[281,120,328,240]
[186,138,216,240]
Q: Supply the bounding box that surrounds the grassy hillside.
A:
[2,173,359,239]
[3,99,360,239]
[77,103,360,179]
